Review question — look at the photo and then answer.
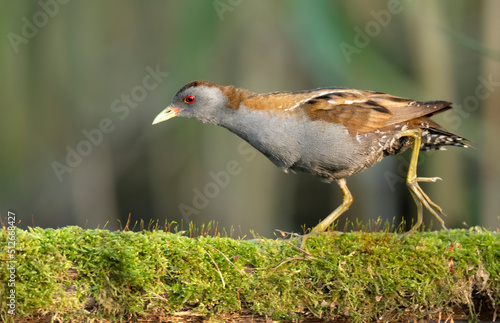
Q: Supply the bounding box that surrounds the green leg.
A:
[400,129,447,235]
[301,178,352,248]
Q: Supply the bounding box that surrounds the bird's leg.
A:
[311,178,352,234]
[300,178,352,248]
[400,129,447,235]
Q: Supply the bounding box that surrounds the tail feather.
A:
[420,126,471,151]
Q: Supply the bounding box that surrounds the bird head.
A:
[152,80,233,125]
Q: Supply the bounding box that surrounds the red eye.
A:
[184,95,195,104]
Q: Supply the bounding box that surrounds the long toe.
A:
[415,176,442,183]
[411,182,448,229]
[413,184,445,214]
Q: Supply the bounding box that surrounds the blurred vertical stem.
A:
[480,0,500,230]
[405,1,468,228]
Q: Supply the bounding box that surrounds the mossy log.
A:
[1,226,499,322]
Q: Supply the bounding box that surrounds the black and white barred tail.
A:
[420,127,471,151]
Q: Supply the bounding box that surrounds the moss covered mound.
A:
[1,226,499,322]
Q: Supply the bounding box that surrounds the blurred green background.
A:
[1,0,499,236]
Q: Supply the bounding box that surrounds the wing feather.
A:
[300,89,452,135]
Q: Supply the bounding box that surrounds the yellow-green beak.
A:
[152,106,180,125]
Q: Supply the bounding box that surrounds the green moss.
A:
[1,226,499,322]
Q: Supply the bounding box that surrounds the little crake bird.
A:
[153,81,470,240]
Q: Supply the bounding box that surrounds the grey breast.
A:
[219,105,379,180]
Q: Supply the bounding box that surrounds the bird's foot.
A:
[406,176,447,234]
[414,177,445,214]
